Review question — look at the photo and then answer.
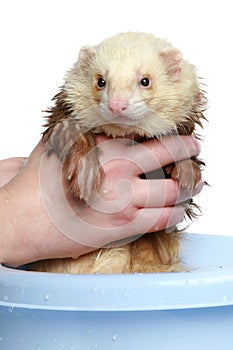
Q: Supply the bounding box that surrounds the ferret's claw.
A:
[169,159,202,196]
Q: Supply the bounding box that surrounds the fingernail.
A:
[167,205,185,228]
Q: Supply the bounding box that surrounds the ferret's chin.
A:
[96,123,152,139]
[103,115,139,127]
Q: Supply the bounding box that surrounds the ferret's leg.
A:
[130,231,182,273]
[43,118,104,201]
[166,158,202,194]
[63,132,104,200]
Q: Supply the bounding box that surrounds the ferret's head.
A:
[64,32,206,137]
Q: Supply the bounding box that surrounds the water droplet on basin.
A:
[8,306,14,313]
[112,334,119,341]
[44,293,50,301]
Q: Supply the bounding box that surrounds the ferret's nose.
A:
[109,99,129,115]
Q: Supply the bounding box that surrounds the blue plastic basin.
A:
[1,233,233,349]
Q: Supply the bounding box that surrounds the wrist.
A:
[0,180,92,267]
[0,186,19,266]
[0,181,44,267]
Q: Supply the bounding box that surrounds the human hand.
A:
[0,157,26,186]
[0,135,203,266]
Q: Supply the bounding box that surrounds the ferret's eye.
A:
[140,77,150,87]
[97,77,106,89]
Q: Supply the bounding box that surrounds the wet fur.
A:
[35,32,207,274]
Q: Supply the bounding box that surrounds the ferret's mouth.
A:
[122,133,146,141]
[106,115,142,127]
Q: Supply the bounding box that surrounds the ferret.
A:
[32,32,206,274]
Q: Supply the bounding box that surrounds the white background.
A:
[0,0,232,236]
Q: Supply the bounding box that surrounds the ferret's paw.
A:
[64,151,104,201]
[168,159,202,195]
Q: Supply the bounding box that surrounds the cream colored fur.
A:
[65,32,200,138]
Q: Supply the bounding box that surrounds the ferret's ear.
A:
[77,46,96,74]
[159,49,183,81]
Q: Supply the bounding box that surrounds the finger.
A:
[138,206,185,232]
[134,205,185,234]
[133,178,204,208]
[95,133,113,144]
[0,157,27,186]
[0,157,26,169]
[133,178,179,207]
[87,205,186,247]
[128,135,201,175]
